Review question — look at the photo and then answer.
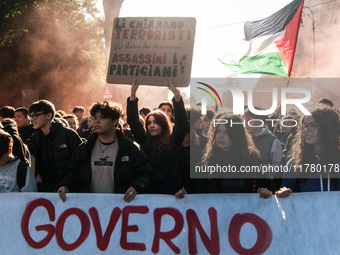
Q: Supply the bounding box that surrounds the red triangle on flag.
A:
[274,1,303,76]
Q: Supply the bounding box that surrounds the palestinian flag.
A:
[219,0,304,77]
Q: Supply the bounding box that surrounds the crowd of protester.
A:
[0,81,339,202]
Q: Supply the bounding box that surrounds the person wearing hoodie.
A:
[28,100,82,192]
[244,107,283,193]
[0,106,15,121]
[276,106,340,197]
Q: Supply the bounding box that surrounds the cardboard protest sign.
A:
[2,192,340,254]
[107,17,196,87]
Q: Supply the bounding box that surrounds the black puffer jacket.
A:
[31,119,82,191]
[57,129,153,194]
[18,124,35,144]
[127,97,189,195]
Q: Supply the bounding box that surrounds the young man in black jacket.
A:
[29,100,82,192]
[57,101,153,203]
[14,107,35,144]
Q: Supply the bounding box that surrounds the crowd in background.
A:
[0,82,339,202]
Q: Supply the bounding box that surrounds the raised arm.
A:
[130,78,139,101]
[127,79,147,145]
[169,81,189,147]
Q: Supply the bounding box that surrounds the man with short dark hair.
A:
[72,106,88,137]
[57,101,153,203]
[199,109,214,144]
[317,97,334,107]
[72,106,85,113]
[0,106,15,121]
[14,107,35,143]
[139,107,151,120]
[29,100,82,192]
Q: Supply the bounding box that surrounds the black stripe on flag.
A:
[244,0,303,41]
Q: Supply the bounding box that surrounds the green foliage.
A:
[0,0,106,109]
[0,0,36,28]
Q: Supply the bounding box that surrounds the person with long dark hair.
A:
[194,111,274,197]
[81,116,95,140]
[127,79,188,195]
[277,106,340,197]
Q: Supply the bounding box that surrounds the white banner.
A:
[0,192,339,254]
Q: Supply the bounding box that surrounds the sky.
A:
[96,0,293,79]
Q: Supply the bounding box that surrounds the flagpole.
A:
[286,76,290,87]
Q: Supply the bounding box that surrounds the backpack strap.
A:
[17,161,28,191]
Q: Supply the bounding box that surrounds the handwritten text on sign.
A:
[107,17,196,87]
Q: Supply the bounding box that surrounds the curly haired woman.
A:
[277,106,340,197]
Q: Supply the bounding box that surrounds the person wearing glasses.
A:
[28,100,82,192]
[276,106,340,197]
